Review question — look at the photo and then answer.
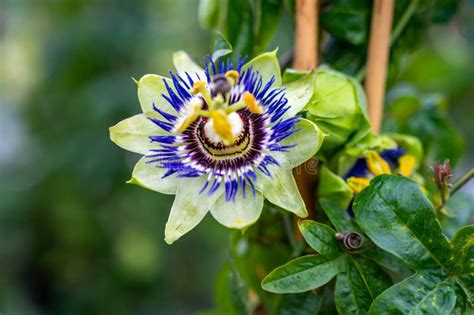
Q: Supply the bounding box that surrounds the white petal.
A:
[164,176,223,244]
[211,188,264,229]
[128,156,178,195]
[172,51,206,81]
[272,118,325,169]
[109,114,165,155]
[137,74,176,115]
[242,49,282,87]
[254,167,308,218]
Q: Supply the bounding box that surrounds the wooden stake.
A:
[365,0,394,133]
[293,0,318,218]
[293,0,318,69]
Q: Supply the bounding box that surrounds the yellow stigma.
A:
[210,109,235,145]
[243,92,263,114]
[225,70,239,85]
[175,98,203,132]
[366,151,392,176]
[398,155,416,177]
[347,177,371,194]
[190,80,206,94]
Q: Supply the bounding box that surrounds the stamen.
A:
[366,151,392,176]
[210,109,235,145]
[225,70,239,85]
[398,155,415,177]
[174,98,203,132]
[243,92,263,114]
[347,177,371,193]
[190,80,212,106]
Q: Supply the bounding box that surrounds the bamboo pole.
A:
[293,0,318,69]
[365,0,394,133]
[293,0,318,218]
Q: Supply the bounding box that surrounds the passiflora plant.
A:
[110,0,472,314]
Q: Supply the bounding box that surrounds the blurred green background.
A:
[0,1,472,314]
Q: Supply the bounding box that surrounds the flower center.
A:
[204,112,244,145]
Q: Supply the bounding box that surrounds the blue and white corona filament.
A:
[147,57,300,201]
[110,50,323,244]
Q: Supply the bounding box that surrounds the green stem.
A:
[355,0,420,81]
[450,168,474,195]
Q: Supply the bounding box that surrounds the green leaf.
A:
[335,256,392,315]
[353,175,452,271]
[261,255,343,294]
[361,246,413,278]
[450,225,474,274]
[456,274,473,306]
[318,166,359,232]
[109,114,163,155]
[298,220,341,258]
[368,271,457,315]
[213,263,250,315]
[306,69,370,156]
[211,31,233,61]
[276,291,324,315]
[282,72,316,118]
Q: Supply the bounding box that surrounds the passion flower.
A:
[110,50,323,244]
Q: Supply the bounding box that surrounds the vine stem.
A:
[450,168,474,195]
[364,0,394,133]
[293,0,319,219]
[355,0,420,82]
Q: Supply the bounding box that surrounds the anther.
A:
[366,151,391,176]
[398,155,415,177]
[243,92,263,114]
[174,98,203,133]
[225,70,239,85]
[347,177,370,193]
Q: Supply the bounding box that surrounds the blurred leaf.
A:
[199,0,224,29]
[211,31,233,61]
[212,263,250,315]
[275,291,324,315]
[320,7,369,45]
[384,87,464,166]
[432,0,462,23]
[254,0,283,53]
[441,192,474,238]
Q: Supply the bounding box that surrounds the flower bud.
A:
[433,159,452,190]
[336,231,364,251]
